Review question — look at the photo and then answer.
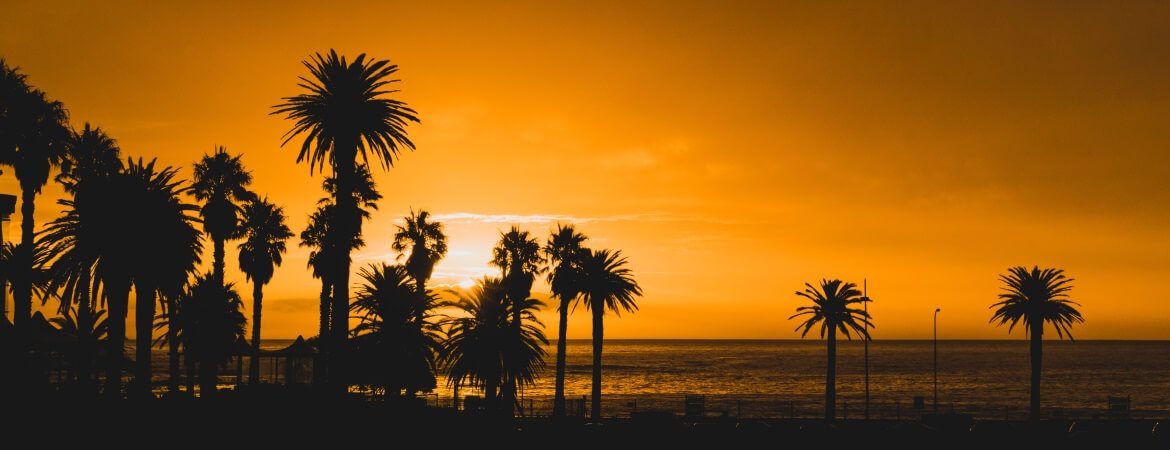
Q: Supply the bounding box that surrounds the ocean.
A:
[146,339,1170,419]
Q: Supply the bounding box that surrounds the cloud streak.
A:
[428,212,754,225]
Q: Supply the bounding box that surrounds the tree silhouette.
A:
[43,158,203,397]
[191,147,253,284]
[238,196,292,384]
[991,266,1083,421]
[442,276,546,414]
[790,279,872,422]
[164,273,247,397]
[392,209,447,301]
[273,50,419,391]
[580,249,641,421]
[544,224,589,417]
[0,59,68,329]
[298,166,379,385]
[350,263,442,397]
[491,226,545,416]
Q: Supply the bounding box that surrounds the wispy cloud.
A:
[429,212,755,225]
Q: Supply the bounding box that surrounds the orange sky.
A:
[2,0,1169,339]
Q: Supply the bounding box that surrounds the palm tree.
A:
[167,273,247,397]
[790,279,872,421]
[442,276,546,413]
[273,50,419,389]
[43,158,203,397]
[490,226,544,415]
[40,124,121,392]
[191,146,253,284]
[299,167,379,384]
[544,224,588,417]
[50,304,108,391]
[991,266,1083,421]
[392,209,447,300]
[0,60,68,328]
[350,263,442,397]
[579,249,642,421]
[238,196,293,384]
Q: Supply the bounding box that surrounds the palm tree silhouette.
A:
[0,60,69,328]
[42,124,121,391]
[790,279,872,421]
[298,166,379,384]
[166,273,247,397]
[580,249,641,421]
[273,50,419,390]
[350,263,442,397]
[238,196,293,384]
[491,226,545,416]
[442,276,546,414]
[544,224,589,417]
[991,266,1083,421]
[51,304,108,391]
[43,158,203,397]
[191,147,253,284]
[392,209,447,301]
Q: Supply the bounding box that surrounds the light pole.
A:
[933,307,941,415]
[862,279,870,420]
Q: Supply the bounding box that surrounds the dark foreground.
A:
[7,393,1166,449]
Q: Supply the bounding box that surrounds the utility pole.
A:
[863,278,870,420]
[933,307,941,415]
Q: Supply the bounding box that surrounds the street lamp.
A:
[933,307,941,415]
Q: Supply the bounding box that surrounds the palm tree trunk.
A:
[331,150,357,393]
[826,327,837,422]
[77,266,95,392]
[552,297,570,417]
[314,279,330,386]
[591,305,603,422]
[184,353,196,396]
[133,282,157,398]
[199,353,218,398]
[104,280,131,398]
[248,281,263,384]
[1029,321,1043,421]
[13,189,35,328]
[212,237,225,285]
[166,294,181,395]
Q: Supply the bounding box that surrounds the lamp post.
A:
[862,279,870,420]
[933,307,941,415]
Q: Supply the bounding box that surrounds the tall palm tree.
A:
[544,224,588,417]
[191,147,253,284]
[790,279,872,421]
[238,196,293,384]
[442,276,546,413]
[43,158,203,397]
[299,167,379,384]
[991,266,1083,421]
[579,249,641,421]
[0,60,68,328]
[350,263,442,397]
[273,50,419,390]
[41,123,121,392]
[392,209,447,300]
[490,226,544,415]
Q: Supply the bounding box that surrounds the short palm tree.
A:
[273,50,419,389]
[0,61,68,328]
[442,276,546,413]
[350,263,442,397]
[544,224,589,417]
[790,279,872,421]
[166,273,247,397]
[392,209,447,300]
[191,147,253,284]
[991,266,1083,421]
[580,249,641,421]
[238,196,293,384]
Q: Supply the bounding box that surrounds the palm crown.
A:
[545,224,589,305]
[392,209,447,288]
[790,279,872,339]
[191,147,254,241]
[238,197,293,286]
[991,266,1083,339]
[580,249,641,315]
